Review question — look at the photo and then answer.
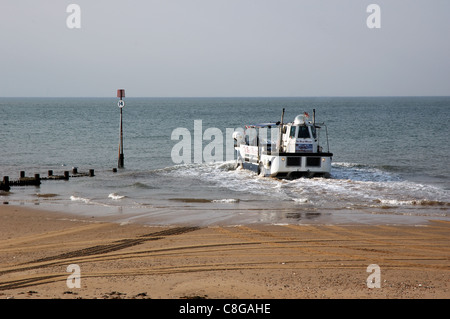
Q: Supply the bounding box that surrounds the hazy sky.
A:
[1,0,449,97]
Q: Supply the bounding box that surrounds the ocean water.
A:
[0,97,449,226]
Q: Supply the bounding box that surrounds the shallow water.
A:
[1,97,449,225]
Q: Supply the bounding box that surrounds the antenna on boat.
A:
[277,108,285,153]
[313,109,316,126]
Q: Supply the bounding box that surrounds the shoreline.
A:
[0,204,449,299]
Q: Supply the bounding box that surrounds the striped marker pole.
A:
[117,89,125,168]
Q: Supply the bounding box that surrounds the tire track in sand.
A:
[1,224,449,292]
[0,226,200,290]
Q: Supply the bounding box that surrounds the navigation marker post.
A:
[117,89,125,168]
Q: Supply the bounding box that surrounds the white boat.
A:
[233,108,333,179]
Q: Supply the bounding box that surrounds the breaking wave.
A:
[160,160,449,215]
[330,162,402,182]
[108,193,126,200]
[70,195,90,203]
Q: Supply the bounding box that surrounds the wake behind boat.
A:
[233,109,333,179]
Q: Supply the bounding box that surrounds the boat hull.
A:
[237,151,333,179]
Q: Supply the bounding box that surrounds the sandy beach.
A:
[0,204,448,299]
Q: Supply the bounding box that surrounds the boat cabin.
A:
[281,114,322,153]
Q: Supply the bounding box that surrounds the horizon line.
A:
[1,95,450,99]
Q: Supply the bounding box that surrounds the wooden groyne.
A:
[0,168,95,192]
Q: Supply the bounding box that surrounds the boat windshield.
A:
[297,126,310,138]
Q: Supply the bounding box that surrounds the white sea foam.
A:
[292,198,309,204]
[70,195,90,203]
[165,161,449,214]
[108,193,125,200]
[331,162,400,182]
[211,198,240,203]
[378,199,416,206]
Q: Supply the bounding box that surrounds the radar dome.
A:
[294,115,306,125]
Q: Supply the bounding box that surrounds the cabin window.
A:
[289,126,296,138]
[297,126,310,138]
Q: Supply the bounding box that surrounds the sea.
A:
[1,96,449,226]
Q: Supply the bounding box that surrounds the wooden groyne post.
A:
[16,171,41,186]
[0,168,95,192]
[1,176,10,192]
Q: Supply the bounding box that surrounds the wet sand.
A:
[0,205,449,299]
